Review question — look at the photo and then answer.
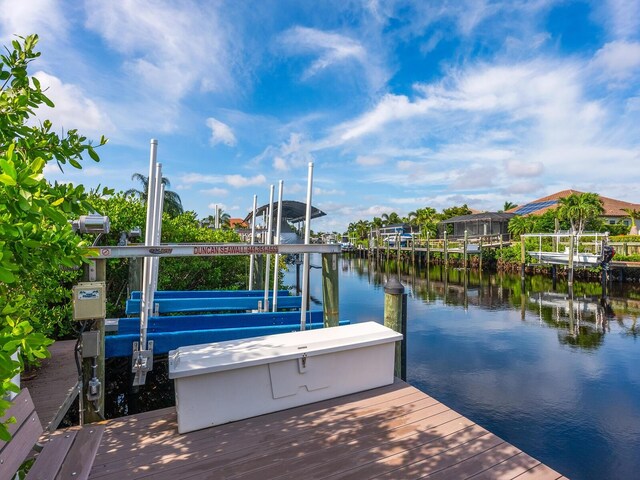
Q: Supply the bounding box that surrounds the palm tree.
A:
[502,201,517,212]
[125,173,184,217]
[203,208,231,228]
[415,207,438,238]
[556,193,604,234]
[508,215,534,238]
[381,212,401,226]
[404,211,418,225]
[623,208,640,235]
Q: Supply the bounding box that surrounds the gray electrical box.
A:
[81,330,101,358]
[72,282,106,320]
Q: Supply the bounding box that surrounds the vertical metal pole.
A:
[272,181,284,311]
[139,140,158,357]
[214,203,219,229]
[263,185,274,312]
[300,162,314,331]
[248,195,257,290]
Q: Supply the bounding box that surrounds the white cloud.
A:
[505,159,544,178]
[225,174,266,188]
[178,173,224,185]
[206,117,237,146]
[278,26,388,91]
[200,187,229,196]
[355,155,384,166]
[315,187,344,196]
[207,202,228,211]
[0,0,68,44]
[84,1,235,101]
[603,0,640,39]
[273,156,289,171]
[32,71,114,137]
[591,41,640,80]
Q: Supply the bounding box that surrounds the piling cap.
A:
[384,275,405,295]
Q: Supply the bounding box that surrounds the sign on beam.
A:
[89,243,341,259]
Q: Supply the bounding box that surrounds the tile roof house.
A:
[506,189,640,230]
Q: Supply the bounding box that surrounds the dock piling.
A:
[321,253,340,327]
[383,275,405,380]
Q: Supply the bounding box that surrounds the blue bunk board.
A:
[116,310,319,335]
[106,320,349,358]
[129,289,291,299]
[125,295,303,315]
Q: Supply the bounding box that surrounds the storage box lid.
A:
[168,321,402,379]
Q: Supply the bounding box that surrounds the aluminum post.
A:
[263,185,274,312]
[248,195,258,290]
[272,181,284,311]
[300,162,314,330]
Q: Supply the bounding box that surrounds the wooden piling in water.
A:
[321,253,340,327]
[463,230,468,269]
[520,238,526,281]
[383,275,405,380]
[444,230,448,266]
[568,233,575,287]
[426,231,430,266]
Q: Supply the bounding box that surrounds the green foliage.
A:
[124,172,183,217]
[439,204,472,220]
[614,254,640,262]
[610,234,640,242]
[0,35,108,439]
[89,195,250,315]
[556,192,604,234]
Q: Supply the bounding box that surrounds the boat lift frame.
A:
[92,141,339,387]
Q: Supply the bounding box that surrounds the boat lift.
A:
[88,141,339,387]
[523,231,609,268]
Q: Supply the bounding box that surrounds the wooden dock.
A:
[22,339,78,431]
[81,379,564,479]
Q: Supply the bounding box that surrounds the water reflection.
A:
[334,254,640,479]
[339,255,640,352]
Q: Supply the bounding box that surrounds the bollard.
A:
[384,275,405,379]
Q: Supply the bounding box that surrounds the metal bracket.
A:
[132,340,154,386]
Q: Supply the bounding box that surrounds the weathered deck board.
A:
[21,339,78,431]
[87,380,564,479]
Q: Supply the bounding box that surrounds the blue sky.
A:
[1,0,639,232]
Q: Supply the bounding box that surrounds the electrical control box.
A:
[81,330,101,358]
[72,282,106,320]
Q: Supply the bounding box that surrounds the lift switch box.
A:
[72,282,106,320]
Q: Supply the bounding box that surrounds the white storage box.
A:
[168,321,402,433]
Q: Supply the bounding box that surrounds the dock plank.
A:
[86,380,564,480]
[21,340,78,431]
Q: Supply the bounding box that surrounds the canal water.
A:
[290,254,640,480]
